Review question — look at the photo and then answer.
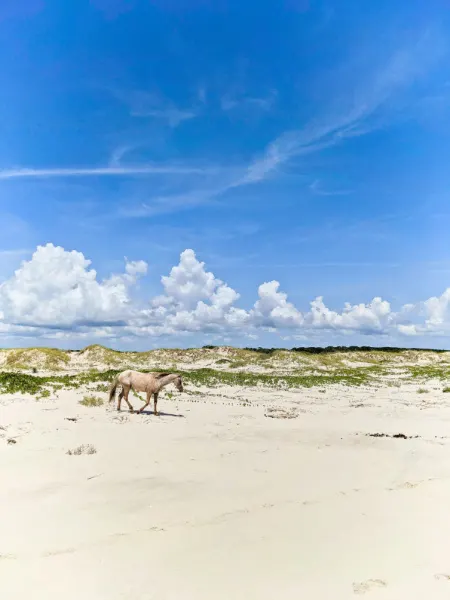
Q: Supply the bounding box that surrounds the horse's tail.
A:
[109,376,119,403]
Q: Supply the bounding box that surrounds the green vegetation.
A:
[79,395,104,407]
[0,364,376,396]
[443,387,450,393]
[37,389,51,400]
[417,388,429,394]
[1,344,449,397]
[404,365,450,380]
[94,383,109,393]
[243,345,447,355]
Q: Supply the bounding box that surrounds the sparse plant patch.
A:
[443,387,450,393]
[79,395,104,407]
[417,388,429,394]
[94,383,109,393]
[67,444,96,455]
[37,389,51,400]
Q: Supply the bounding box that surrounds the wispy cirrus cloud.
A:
[245,28,447,183]
[0,248,31,259]
[2,29,445,219]
[111,88,198,127]
[119,176,241,217]
[309,179,352,196]
[221,89,277,113]
[132,107,196,127]
[0,164,213,180]
[123,28,446,219]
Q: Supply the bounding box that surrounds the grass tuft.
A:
[67,444,97,456]
[79,395,104,407]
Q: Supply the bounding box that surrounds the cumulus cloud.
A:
[141,249,247,335]
[307,296,392,333]
[0,243,147,329]
[0,243,450,343]
[250,281,303,328]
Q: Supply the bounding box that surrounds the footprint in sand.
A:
[353,579,387,594]
[111,414,130,424]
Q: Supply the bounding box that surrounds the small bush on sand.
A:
[417,388,429,394]
[95,383,109,393]
[67,444,96,456]
[443,387,450,393]
[79,395,104,407]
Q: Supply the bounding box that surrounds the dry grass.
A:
[5,348,70,370]
[79,395,104,407]
[67,444,97,456]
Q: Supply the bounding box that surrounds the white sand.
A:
[2,383,450,599]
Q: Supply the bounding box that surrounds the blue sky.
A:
[1,0,450,349]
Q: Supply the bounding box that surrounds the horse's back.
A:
[118,369,135,386]
[127,370,154,391]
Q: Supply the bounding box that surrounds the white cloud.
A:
[1,244,450,343]
[397,324,418,336]
[221,90,277,113]
[245,30,447,184]
[133,107,196,128]
[250,281,303,329]
[423,288,450,328]
[308,296,392,333]
[0,244,147,329]
[143,249,247,334]
[112,88,198,127]
[0,164,209,180]
[125,259,148,279]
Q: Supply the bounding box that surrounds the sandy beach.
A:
[2,363,450,599]
[2,0,449,596]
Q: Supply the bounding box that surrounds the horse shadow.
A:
[136,410,185,418]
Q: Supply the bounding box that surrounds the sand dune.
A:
[2,350,450,598]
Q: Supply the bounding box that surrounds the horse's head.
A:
[175,375,184,392]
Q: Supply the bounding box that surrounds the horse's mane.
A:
[155,372,173,379]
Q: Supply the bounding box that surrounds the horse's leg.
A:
[123,386,134,413]
[117,388,124,411]
[138,391,151,414]
[154,392,159,416]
